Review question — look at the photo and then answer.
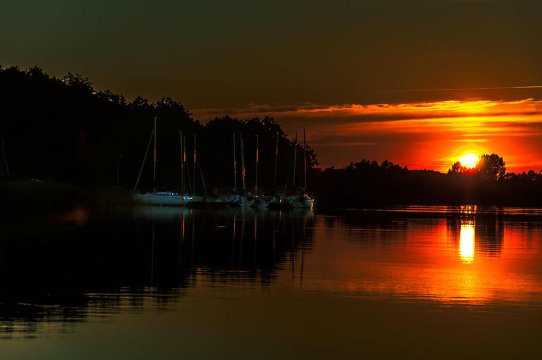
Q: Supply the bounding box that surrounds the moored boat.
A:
[286,192,315,210]
[132,119,197,206]
[133,191,192,206]
[267,129,316,211]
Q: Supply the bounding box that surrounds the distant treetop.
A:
[448,153,506,181]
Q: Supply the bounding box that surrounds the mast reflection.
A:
[0,207,314,338]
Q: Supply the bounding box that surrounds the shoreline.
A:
[3,180,542,217]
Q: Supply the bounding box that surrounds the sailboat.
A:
[267,132,291,210]
[133,118,196,206]
[228,134,267,208]
[286,129,315,210]
[186,133,234,207]
[267,130,315,210]
[250,134,268,209]
[133,190,191,206]
[228,133,252,207]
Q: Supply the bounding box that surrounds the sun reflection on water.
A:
[459,222,475,264]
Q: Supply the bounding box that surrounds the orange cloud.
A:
[194,98,542,121]
[193,99,542,172]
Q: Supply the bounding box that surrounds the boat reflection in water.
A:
[134,207,315,290]
[0,207,314,340]
[2,206,542,359]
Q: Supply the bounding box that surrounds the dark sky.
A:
[4,0,542,106]
[3,0,542,169]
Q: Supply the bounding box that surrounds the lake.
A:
[1,205,542,359]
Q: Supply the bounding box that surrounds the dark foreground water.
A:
[1,205,542,359]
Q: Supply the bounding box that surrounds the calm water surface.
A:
[1,206,542,359]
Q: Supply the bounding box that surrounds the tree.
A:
[130,96,151,111]
[477,154,506,181]
[448,161,462,175]
[61,72,93,94]
[448,153,506,180]
[448,161,476,175]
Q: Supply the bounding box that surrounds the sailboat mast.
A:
[153,116,157,192]
[240,135,246,193]
[303,128,307,190]
[184,135,191,193]
[133,124,155,192]
[292,132,297,189]
[274,132,278,191]
[255,135,259,195]
[233,133,237,192]
[180,131,184,192]
[193,134,197,195]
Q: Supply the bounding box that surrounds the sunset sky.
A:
[3,0,542,172]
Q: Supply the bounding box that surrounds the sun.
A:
[459,153,479,169]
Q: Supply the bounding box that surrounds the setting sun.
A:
[459,153,480,169]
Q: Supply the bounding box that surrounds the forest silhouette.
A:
[2,65,542,207]
[313,156,542,207]
[0,65,316,194]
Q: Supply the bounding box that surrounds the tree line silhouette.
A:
[0,65,317,196]
[313,155,542,207]
[2,65,542,207]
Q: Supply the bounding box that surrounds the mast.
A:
[184,135,189,192]
[255,135,259,195]
[180,131,184,192]
[233,133,237,192]
[274,132,278,191]
[193,134,197,195]
[240,135,246,193]
[133,123,155,192]
[292,132,298,189]
[153,116,157,192]
[303,128,307,190]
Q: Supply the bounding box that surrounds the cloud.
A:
[193,98,542,123]
[193,98,542,172]
[382,85,542,93]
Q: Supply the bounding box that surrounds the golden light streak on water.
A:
[459,223,475,264]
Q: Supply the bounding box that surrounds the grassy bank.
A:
[0,180,133,218]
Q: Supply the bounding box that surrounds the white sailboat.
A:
[133,191,192,206]
[132,118,195,206]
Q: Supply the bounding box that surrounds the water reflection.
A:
[446,209,505,261]
[130,207,315,286]
[459,222,475,264]
[304,207,542,306]
[2,206,542,344]
[0,207,313,338]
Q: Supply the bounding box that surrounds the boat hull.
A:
[266,195,314,210]
[133,192,191,206]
